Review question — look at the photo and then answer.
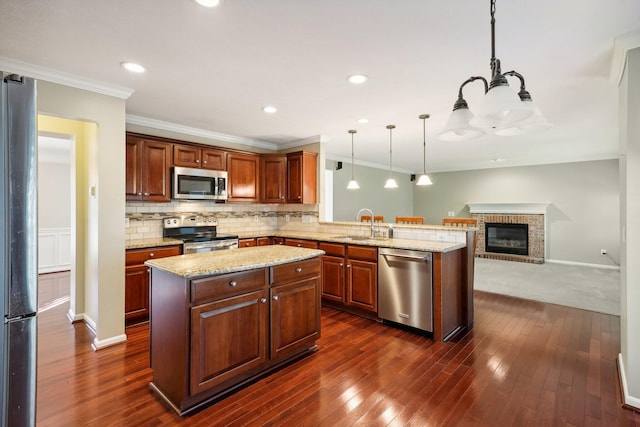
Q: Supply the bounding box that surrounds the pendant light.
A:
[384,125,398,189]
[416,114,433,186]
[346,129,360,190]
[438,0,550,141]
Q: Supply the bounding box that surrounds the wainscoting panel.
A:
[39,228,71,273]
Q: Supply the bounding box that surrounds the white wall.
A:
[331,161,413,222]
[619,46,640,409]
[38,81,127,350]
[38,161,70,228]
[412,160,619,266]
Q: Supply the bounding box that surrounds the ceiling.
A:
[1,0,639,173]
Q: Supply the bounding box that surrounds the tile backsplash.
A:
[125,201,318,240]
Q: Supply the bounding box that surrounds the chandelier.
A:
[438,0,551,141]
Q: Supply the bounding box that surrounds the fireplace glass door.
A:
[485,223,528,256]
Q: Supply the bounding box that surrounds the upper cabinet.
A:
[173,144,226,171]
[260,154,287,204]
[126,134,171,202]
[227,152,260,203]
[286,151,318,204]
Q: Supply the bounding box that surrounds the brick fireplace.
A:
[467,203,549,264]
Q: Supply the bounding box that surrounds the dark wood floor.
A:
[36,276,640,426]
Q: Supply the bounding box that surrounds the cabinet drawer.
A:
[284,238,318,249]
[270,258,320,286]
[346,245,377,262]
[318,242,345,257]
[191,269,267,305]
[126,245,181,266]
[239,238,257,248]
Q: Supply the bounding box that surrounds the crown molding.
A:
[277,134,329,149]
[126,115,278,150]
[0,56,134,99]
[610,30,640,86]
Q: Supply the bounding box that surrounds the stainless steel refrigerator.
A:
[1,72,38,426]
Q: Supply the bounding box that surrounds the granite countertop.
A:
[126,237,183,250]
[145,245,325,279]
[269,231,466,253]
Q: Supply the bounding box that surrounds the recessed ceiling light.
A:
[262,106,277,114]
[357,118,369,124]
[491,158,505,163]
[121,62,145,73]
[194,0,223,7]
[348,74,368,84]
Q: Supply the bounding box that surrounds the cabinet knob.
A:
[137,192,142,196]
[273,295,279,301]
[144,192,150,196]
[149,253,154,257]
[295,267,302,273]
[260,298,267,304]
[297,244,301,247]
[347,264,352,268]
[203,160,207,164]
[195,159,200,163]
[229,281,237,287]
[339,263,344,267]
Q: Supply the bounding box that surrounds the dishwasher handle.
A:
[380,252,430,262]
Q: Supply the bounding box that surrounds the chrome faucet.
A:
[355,208,375,238]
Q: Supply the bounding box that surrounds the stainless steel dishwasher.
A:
[378,248,433,332]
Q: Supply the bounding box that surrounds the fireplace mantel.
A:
[466,202,550,215]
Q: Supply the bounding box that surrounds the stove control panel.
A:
[163,215,218,229]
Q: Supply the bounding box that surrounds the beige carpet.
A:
[473,257,620,315]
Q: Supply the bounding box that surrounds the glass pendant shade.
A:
[347,129,359,190]
[469,83,534,129]
[347,179,360,190]
[416,113,433,186]
[416,174,432,186]
[384,178,398,189]
[438,107,485,141]
[494,100,552,136]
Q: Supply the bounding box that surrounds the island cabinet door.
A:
[270,277,320,361]
[190,289,268,396]
[124,264,150,321]
[346,259,378,313]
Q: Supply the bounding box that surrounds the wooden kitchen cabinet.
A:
[257,237,273,246]
[286,151,318,204]
[173,144,226,171]
[190,288,268,395]
[149,256,321,415]
[126,135,172,202]
[261,154,287,203]
[270,258,321,361]
[125,245,181,325]
[239,238,257,248]
[284,238,319,249]
[319,242,377,315]
[227,152,260,203]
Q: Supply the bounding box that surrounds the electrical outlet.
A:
[448,211,455,217]
[254,215,259,222]
[600,249,607,255]
[285,214,290,222]
[124,218,130,228]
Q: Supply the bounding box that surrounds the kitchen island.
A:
[145,245,324,415]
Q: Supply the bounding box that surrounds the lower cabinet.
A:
[190,289,268,395]
[320,242,377,315]
[125,245,181,325]
[149,257,321,415]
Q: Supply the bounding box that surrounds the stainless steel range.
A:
[163,215,238,254]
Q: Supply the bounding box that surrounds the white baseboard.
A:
[545,258,620,270]
[91,334,127,352]
[66,309,84,323]
[618,353,640,410]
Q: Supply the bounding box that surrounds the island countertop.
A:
[145,245,325,279]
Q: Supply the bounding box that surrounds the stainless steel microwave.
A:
[172,166,227,201]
